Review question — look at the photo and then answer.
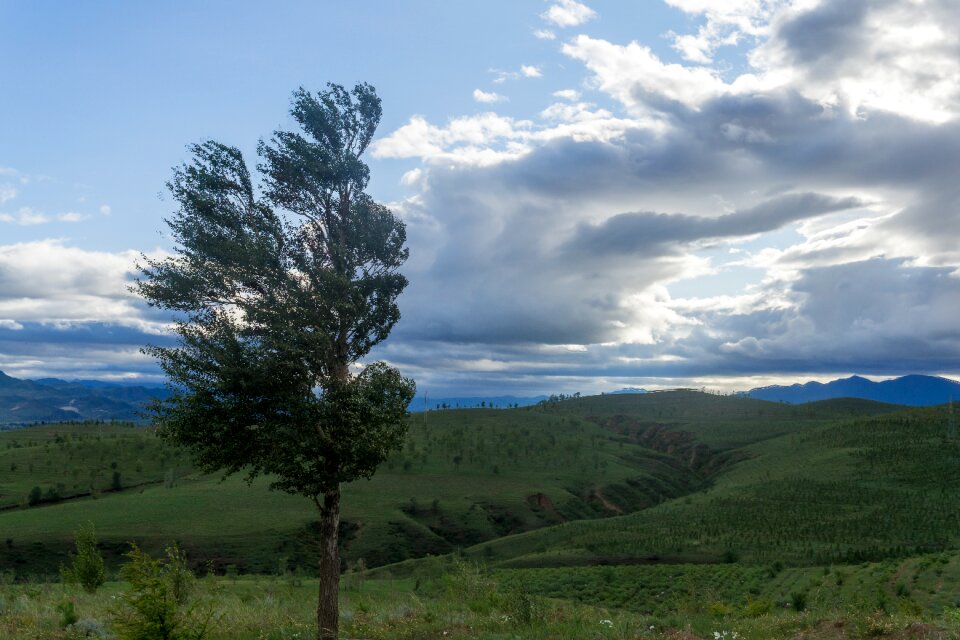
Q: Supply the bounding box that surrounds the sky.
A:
[1,0,959,396]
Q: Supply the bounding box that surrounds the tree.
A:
[136,83,415,640]
[61,522,106,594]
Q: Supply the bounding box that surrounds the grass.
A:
[0,399,770,575]
[5,392,960,638]
[3,562,960,639]
[453,403,960,569]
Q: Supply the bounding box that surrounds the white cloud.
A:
[0,186,15,204]
[521,65,542,78]
[371,113,534,166]
[541,0,597,27]
[562,35,732,114]
[99,204,112,215]
[0,239,167,332]
[553,89,581,101]
[473,88,506,104]
[752,1,960,123]
[58,212,90,223]
[665,0,784,63]
[400,168,423,186]
[533,29,556,40]
[0,207,49,226]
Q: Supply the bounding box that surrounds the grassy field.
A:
[4,559,960,639]
[1,394,821,575]
[4,391,960,638]
[448,402,960,569]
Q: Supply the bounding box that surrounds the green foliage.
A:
[113,543,210,640]
[789,590,807,612]
[57,598,78,627]
[136,83,415,499]
[61,522,106,594]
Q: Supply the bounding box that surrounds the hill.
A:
[0,391,904,577]
[747,373,960,406]
[0,371,169,425]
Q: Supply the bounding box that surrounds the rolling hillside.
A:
[0,391,906,579]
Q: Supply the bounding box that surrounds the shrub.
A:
[58,599,79,627]
[61,523,106,594]
[790,590,807,612]
[742,598,772,618]
[113,543,211,640]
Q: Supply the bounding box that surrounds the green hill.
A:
[0,395,748,575]
[0,392,911,579]
[449,403,960,571]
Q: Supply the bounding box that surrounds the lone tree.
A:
[136,83,415,640]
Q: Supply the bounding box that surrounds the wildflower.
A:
[600,619,614,627]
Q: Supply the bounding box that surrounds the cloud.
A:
[541,0,597,27]
[0,240,173,381]
[562,35,733,114]
[365,0,960,394]
[533,29,556,40]
[521,65,542,78]
[99,204,112,215]
[564,193,868,258]
[473,89,506,104]
[0,207,49,225]
[665,0,783,63]
[553,89,581,101]
[0,186,15,204]
[58,212,90,223]
[751,0,960,123]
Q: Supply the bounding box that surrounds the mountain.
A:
[411,395,548,411]
[0,370,170,425]
[608,387,648,395]
[747,374,960,406]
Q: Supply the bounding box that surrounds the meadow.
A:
[3,391,960,638]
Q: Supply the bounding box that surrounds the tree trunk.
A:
[317,486,341,640]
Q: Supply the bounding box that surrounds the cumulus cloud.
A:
[366,0,960,394]
[553,89,581,101]
[0,240,172,380]
[473,89,507,104]
[520,65,542,78]
[533,29,557,40]
[665,0,784,63]
[541,0,597,27]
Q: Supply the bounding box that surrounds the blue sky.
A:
[2,0,960,395]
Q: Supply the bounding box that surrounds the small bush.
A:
[58,599,79,627]
[61,523,106,594]
[113,543,210,640]
[708,601,733,617]
[68,618,111,639]
[790,590,807,612]
[742,598,772,618]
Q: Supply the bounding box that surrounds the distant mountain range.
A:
[0,371,169,425]
[746,374,960,406]
[0,369,956,424]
